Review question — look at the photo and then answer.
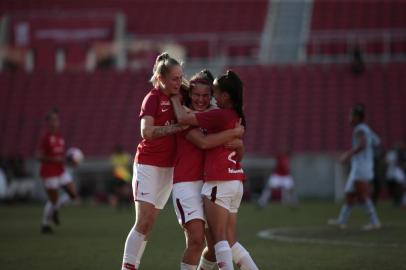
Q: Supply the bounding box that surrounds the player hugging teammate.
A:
[121,52,259,270]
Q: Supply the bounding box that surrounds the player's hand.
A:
[180,124,190,131]
[233,120,245,137]
[339,152,350,163]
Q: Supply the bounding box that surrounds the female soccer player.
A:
[121,52,186,270]
[172,70,244,270]
[328,104,381,230]
[171,71,258,270]
[38,108,78,234]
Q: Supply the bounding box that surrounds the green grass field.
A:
[1,201,405,270]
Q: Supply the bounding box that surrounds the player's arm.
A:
[225,139,245,162]
[141,115,184,140]
[340,131,366,162]
[186,125,244,150]
[170,95,199,126]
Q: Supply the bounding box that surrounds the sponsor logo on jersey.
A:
[187,210,197,216]
[228,168,244,174]
[228,151,237,164]
[161,107,169,112]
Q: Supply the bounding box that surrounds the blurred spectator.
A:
[108,144,132,208]
[350,43,365,75]
[0,157,7,200]
[257,149,298,207]
[385,143,406,207]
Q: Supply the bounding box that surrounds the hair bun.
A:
[156,52,170,62]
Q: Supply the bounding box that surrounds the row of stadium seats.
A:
[308,0,406,57]
[311,1,406,30]
[1,63,405,158]
[230,63,406,154]
[2,0,406,67]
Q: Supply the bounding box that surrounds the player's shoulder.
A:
[354,123,369,133]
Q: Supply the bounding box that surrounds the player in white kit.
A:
[329,104,381,230]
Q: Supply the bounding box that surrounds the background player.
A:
[121,52,185,270]
[38,108,78,234]
[328,104,381,230]
[257,148,298,207]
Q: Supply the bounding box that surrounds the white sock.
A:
[337,204,352,224]
[257,188,271,207]
[56,193,71,209]
[181,262,197,270]
[231,242,259,270]
[122,227,147,270]
[197,256,217,270]
[42,201,55,226]
[214,241,234,270]
[364,199,380,225]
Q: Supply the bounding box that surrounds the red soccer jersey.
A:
[274,154,290,176]
[39,131,65,178]
[173,128,205,183]
[135,88,177,167]
[195,108,245,181]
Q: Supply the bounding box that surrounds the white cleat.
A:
[361,223,381,231]
[327,219,347,229]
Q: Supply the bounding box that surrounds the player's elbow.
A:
[141,127,154,140]
[193,139,210,150]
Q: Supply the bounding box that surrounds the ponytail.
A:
[214,70,246,127]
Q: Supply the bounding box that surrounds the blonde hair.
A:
[150,52,180,87]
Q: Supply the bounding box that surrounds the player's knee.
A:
[135,214,155,234]
[186,233,205,253]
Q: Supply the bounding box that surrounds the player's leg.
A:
[122,165,173,270]
[227,214,259,270]
[228,182,259,270]
[197,229,217,270]
[181,219,206,270]
[173,182,206,269]
[203,194,233,270]
[257,175,274,207]
[41,181,59,233]
[355,180,381,230]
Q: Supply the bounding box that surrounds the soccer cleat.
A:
[327,219,347,229]
[52,210,60,225]
[41,225,54,234]
[361,223,381,231]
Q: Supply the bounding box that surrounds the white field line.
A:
[257,227,403,248]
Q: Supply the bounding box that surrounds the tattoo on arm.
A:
[151,124,183,139]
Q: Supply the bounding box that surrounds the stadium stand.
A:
[1,63,405,158]
[0,0,268,61]
[308,0,406,58]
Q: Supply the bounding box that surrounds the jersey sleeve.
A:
[139,92,159,119]
[195,109,226,131]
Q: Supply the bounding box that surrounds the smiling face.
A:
[159,65,183,95]
[190,84,211,112]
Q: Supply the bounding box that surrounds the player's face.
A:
[48,113,60,131]
[190,84,211,112]
[349,112,357,126]
[213,85,225,108]
[160,65,183,95]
